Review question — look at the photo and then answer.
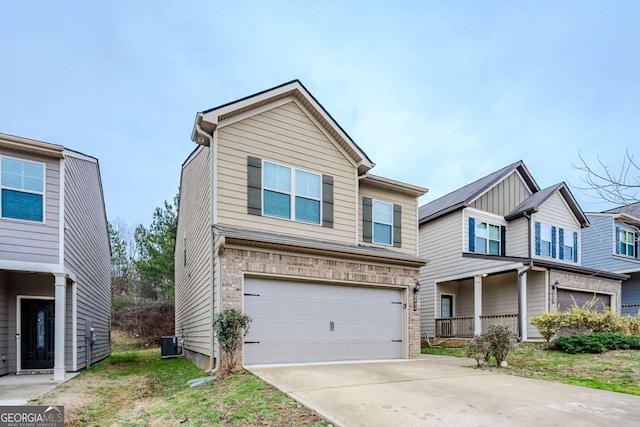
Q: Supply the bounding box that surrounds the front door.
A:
[440,295,453,337]
[21,299,55,370]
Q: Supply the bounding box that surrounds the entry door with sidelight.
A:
[21,299,55,369]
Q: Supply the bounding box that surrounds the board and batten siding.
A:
[506,217,530,258]
[215,101,356,244]
[470,171,532,216]
[531,192,581,264]
[0,148,60,264]
[358,183,418,255]
[63,155,111,368]
[0,271,7,375]
[175,146,212,357]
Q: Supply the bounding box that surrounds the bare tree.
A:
[575,149,640,206]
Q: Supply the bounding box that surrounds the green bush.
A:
[530,312,564,342]
[552,333,640,354]
[213,309,251,374]
[466,324,513,367]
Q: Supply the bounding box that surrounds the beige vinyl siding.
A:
[482,272,518,315]
[419,211,463,335]
[63,155,111,368]
[359,183,418,255]
[462,209,515,272]
[0,271,7,375]
[216,101,356,244]
[175,147,212,357]
[0,149,60,264]
[526,270,546,339]
[506,217,530,257]
[532,192,581,264]
[456,280,474,316]
[470,171,532,216]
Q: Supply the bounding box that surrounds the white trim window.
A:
[539,224,552,257]
[263,161,321,224]
[373,200,393,245]
[472,220,501,255]
[563,233,574,261]
[0,156,45,223]
[619,228,635,257]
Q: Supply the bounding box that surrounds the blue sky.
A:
[1,1,639,227]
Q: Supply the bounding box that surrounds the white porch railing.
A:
[480,313,518,335]
[435,316,474,338]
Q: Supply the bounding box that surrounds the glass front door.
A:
[21,299,55,370]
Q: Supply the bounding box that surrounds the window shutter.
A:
[615,226,620,254]
[322,175,334,228]
[573,232,579,262]
[551,226,557,258]
[247,156,262,216]
[393,204,402,248]
[558,228,565,260]
[500,225,506,256]
[636,232,640,260]
[363,197,373,243]
[535,221,541,256]
[468,217,475,252]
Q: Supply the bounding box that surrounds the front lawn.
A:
[422,343,640,396]
[34,349,326,426]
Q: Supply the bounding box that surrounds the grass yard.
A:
[33,349,327,427]
[422,343,640,396]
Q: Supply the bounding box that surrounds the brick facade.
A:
[219,247,422,359]
[550,270,622,313]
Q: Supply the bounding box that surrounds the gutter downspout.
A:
[195,118,221,376]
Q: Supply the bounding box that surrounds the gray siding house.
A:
[175,80,427,371]
[418,161,626,341]
[0,133,111,380]
[583,203,640,316]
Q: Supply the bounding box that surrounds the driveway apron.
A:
[247,356,640,427]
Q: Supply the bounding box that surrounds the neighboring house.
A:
[175,80,427,370]
[582,202,640,316]
[418,161,626,341]
[0,132,111,380]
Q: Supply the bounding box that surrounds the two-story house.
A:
[175,80,427,370]
[0,132,111,380]
[418,161,626,341]
[583,203,640,316]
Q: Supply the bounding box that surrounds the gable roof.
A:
[418,160,539,224]
[505,182,590,227]
[605,201,640,218]
[192,79,374,174]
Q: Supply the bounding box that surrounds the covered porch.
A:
[0,270,73,380]
[434,269,547,340]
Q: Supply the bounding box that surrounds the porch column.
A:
[474,275,482,336]
[519,270,528,341]
[54,273,67,381]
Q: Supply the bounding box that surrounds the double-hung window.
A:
[263,161,321,224]
[373,200,393,245]
[619,228,635,257]
[1,156,45,222]
[563,233,574,261]
[539,224,552,257]
[469,218,501,255]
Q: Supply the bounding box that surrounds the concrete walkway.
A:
[248,356,640,427]
[0,373,78,406]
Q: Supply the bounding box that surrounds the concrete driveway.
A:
[248,355,640,427]
[0,373,77,406]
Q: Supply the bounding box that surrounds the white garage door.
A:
[243,278,404,365]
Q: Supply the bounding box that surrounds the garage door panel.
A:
[558,289,611,312]
[243,278,403,365]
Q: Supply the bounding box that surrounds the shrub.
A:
[623,316,640,336]
[552,333,640,354]
[466,335,490,368]
[484,324,513,366]
[530,312,564,342]
[213,309,251,374]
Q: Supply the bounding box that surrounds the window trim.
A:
[0,155,46,224]
[372,199,394,246]
[539,224,553,257]
[618,227,636,258]
[472,220,501,255]
[261,160,322,225]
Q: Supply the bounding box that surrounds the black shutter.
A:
[500,225,506,256]
[247,156,262,216]
[363,197,373,243]
[393,204,402,248]
[322,175,333,228]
